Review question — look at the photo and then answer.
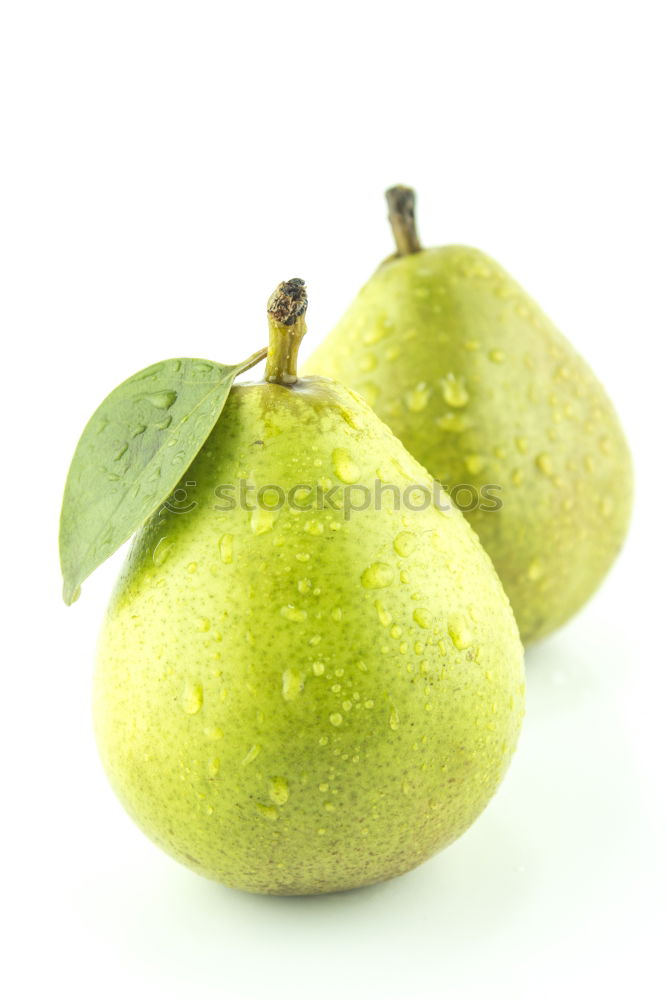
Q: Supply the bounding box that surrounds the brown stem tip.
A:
[385,185,422,256]
[265,278,308,384]
[267,278,308,327]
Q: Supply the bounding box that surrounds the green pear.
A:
[305,188,632,643]
[94,279,524,895]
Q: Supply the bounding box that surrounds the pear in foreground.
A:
[94,280,524,895]
[305,188,632,643]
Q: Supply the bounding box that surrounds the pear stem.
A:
[386,185,422,256]
[264,279,308,384]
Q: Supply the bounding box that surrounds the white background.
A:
[1,2,664,998]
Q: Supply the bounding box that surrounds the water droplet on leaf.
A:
[145,390,178,409]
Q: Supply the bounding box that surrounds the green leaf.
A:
[59,350,266,604]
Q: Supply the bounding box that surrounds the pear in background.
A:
[305,188,632,642]
[94,279,524,895]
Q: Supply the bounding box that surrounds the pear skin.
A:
[305,192,632,642]
[94,281,524,895]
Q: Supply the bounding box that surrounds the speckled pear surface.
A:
[94,375,524,895]
[305,246,632,642]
